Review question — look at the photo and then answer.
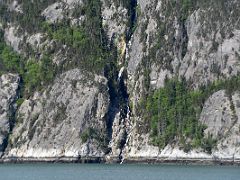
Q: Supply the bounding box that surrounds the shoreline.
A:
[123,157,240,166]
[0,156,240,166]
[0,156,105,164]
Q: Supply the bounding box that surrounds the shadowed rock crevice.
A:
[0,74,20,157]
[126,0,137,41]
[104,58,129,159]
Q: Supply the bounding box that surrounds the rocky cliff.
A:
[0,0,240,164]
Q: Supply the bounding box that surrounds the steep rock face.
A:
[127,0,240,89]
[125,0,178,160]
[101,0,128,40]
[0,74,19,157]
[200,90,240,159]
[200,90,234,138]
[127,0,240,100]
[123,0,240,161]
[0,0,240,163]
[179,5,240,87]
[5,69,109,158]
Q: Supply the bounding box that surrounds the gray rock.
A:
[41,2,64,23]
[200,90,240,159]
[200,90,233,138]
[8,0,22,13]
[101,0,128,40]
[4,26,23,53]
[5,69,109,158]
[179,9,240,88]
[41,0,83,24]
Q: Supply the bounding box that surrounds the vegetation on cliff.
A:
[142,76,240,153]
[0,0,108,95]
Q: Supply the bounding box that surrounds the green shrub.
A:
[202,134,217,154]
[16,98,24,107]
[24,60,42,91]
[80,130,90,143]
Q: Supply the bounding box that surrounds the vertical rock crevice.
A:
[126,0,137,41]
[104,56,130,161]
[2,83,20,156]
[103,0,137,162]
[0,74,20,157]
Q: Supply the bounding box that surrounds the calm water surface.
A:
[0,163,239,180]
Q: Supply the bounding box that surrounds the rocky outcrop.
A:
[42,0,84,24]
[101,0,128,40]
[200,90,240,159]
[200,90,234,138]
[42,2,64,23]
[0,74,19,157]
[4,69,109,159]
[4,26,23,53]
[179,8,240,88]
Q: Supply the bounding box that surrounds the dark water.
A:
[0,163,239,180]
